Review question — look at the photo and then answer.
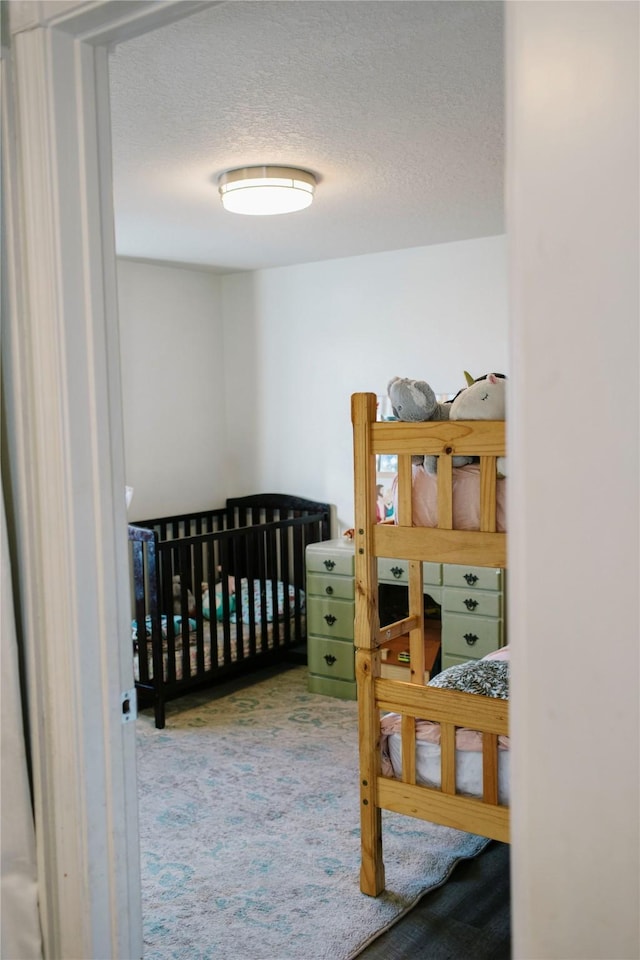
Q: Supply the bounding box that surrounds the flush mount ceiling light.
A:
[218,165,316,216]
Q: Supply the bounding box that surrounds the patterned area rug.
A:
[137,666,489,960]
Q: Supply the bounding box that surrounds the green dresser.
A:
[441,563,505,669]
[377,557,442,600]
[306,540,506,698]
[306,539,357,699]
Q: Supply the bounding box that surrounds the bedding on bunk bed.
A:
[380,648,510,802]
[393,463,507,531]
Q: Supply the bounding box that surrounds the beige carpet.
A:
[136,666,489,960]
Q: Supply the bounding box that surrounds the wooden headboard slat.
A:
[373,524,506,569]
[480,456,498,532]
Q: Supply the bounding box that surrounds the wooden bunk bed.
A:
[351,392,508,897]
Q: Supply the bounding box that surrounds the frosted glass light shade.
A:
[218,166,316,216]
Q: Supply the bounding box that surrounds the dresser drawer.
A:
[307,597,354,641]
[442,587,503,618]
[443,564,503,592]
[307,571,355,601]
[307,674,357,701]
[306,546,354,577]
[441,652,484,671]
[441,613,502,660]
[378,558,442,587]
[308,636,355,681]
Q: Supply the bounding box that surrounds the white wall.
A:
[508,3,639,958]
[119,237,507,529]
[221,235,508,530]
[117,259,227,520]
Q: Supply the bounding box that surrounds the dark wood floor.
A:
[356,841,511,960]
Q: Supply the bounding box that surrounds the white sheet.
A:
[383,647,510,803]
[386,734,510,804]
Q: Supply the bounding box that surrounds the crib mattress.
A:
[134,614,304,683]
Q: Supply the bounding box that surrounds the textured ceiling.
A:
[109,1,504,273]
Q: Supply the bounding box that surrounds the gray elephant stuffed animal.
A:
[387,376,451,423]
[386,376,470,473]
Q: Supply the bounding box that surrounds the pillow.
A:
[428,658,509,699]
[201,578,303,623]
[395,464,507,531]
[233,579,304,625]
[483,645,510,662]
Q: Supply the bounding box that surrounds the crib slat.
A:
[160,547,176,684]
[142,532,164,727]
[193,541,205,674]
[178,542,192,680]
[204,563,218,673]
[242,531,256,660]
[131,541,149,683]
[267,527,279,652]
[280,525,292,648]
[293,522,304,638]
[219,537,233,666]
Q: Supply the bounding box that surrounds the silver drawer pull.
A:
[323,559,336,571]
[324,654,337,666]
[463,573,478,585]
[464,598,479,611]
[390,566,405,579]
[464,633,479,646]
[324,614,337,626]
[325,585,334,595]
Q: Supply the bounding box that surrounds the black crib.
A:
[128,493,331,727]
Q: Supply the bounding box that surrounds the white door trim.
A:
[3,3,216,957]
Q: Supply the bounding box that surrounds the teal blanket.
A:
[131,614,197,642]
[203,579,304,624]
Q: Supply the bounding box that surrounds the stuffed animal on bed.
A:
[450,372,506,419]
[172,576,196,616]
[201,576,236,621]
[450,372,507,477]
[387,376,450,423]
[387,376,473,474]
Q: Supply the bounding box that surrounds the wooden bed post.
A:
[351,393,385,896]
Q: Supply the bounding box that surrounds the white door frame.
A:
[3,3,215,957]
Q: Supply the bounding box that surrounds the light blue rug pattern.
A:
[137,666,489,960]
